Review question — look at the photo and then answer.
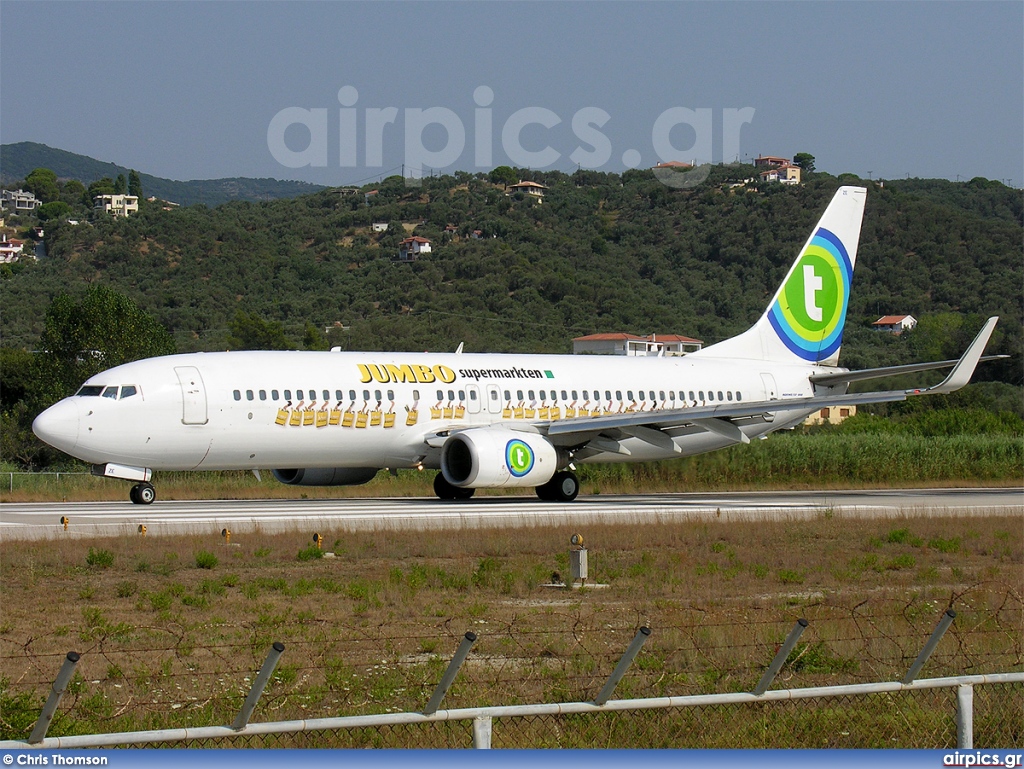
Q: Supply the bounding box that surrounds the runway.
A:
[0,487,1020,541]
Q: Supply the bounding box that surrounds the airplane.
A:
[32,186,1001,505]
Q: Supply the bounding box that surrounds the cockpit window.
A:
[102,386,119,399]
[76,385,104,396]
[120,385,138,399]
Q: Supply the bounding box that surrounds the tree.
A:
[227,310,293,350]
[128,169,143,199]
[488,166,518,189]
[85,178,116,207]
[793,153,816,173]
[37,201,71,222]
[24,168,60,203]
[113,174,127,194]
[36,286,177,399]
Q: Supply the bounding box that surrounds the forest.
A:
[1,163,1021,468]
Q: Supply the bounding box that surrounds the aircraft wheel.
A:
[133,482,156,505]
[537,471,579,502]
[434,473,475,501]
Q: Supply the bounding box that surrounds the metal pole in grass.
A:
[902,609,955,684]
[232,642,285,730]
[472,716,492,749]
[423,632,477,716]
[594,626,651,706]
[753,618,809,696]
[956,683,973,748]
[29,652,81,744]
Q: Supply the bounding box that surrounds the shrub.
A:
[297,544,324,561]
[194,551,219,570]
[86,548,114,568]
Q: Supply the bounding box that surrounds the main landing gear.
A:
[433,473,475,500]
[129,482,156,505]
[535,470,580,502]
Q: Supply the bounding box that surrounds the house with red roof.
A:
[398,236,432,262]
[872,315,917,334]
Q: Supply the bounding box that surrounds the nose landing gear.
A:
[129,482,156,505]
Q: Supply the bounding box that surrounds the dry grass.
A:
[0,513,1021,745]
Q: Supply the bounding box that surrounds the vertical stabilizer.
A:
[695,186,867,365]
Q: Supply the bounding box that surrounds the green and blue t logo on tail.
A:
[768,227,853,362]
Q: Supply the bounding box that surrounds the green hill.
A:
[0,142,324,206]
[2,166,1021,384]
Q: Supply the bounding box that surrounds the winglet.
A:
[907,317,999,396]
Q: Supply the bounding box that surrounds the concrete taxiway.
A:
[0,487,1020,541]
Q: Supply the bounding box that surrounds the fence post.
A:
[956,683,973,749]
[29,652,80,744]
[594,626,651,706]
[472,715,493,748]
[232,642,285,730]
[753,619,809,696]
[902,609,955,684]
[423,632,477,716]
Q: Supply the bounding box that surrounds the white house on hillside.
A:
[398,236,432,261]
[872,315,917,334]
[94,194,139,217]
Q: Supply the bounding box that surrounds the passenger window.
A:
[470,390,478,401]
[727,391,733,401]
[77,385,104,396]
[413,389,420,400]
[348,390,356,401]
[233,390,241,401]
[259,390,267,401]
[387,390,394,401]
[297,390,304,401]
[517,390,524,400]
[571,390,578,400]
[336,390,343,401]
[736,391,742,401]
[284,390,292,401]
[528,390,535,400]
[708,391,714,401]
[448,390,455,401]
[374,390,382,401]
[669,392,675,401]
[503,390,511,400]
[615,390,622,401]
[272,390,280,400]
[649,391,656,401]
[489,390,497,401]
[362,390,370,401]
[246,390,254,401]
[689,391,695,401]
[120,385,138,399]
[323,390,330,401]
[699,391,705,401]
[605,391,611,401]
[458,390,465,400]
[659,391,665,401]
[562,390,568,400]
[628,390,634,400]
[437,390,444,400]
[102,386,118,399]
[582,391,589,400]
[718,391,724,401]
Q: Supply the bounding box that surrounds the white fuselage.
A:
[34,349,822,472]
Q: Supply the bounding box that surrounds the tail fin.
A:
[696,185,867,365]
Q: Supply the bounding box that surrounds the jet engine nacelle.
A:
[441,428,558,488]
[272,467,380,486]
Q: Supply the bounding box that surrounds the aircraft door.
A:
[760,373,778,400]
[466,385,482,414]
[175,366,209,425]
[486,385,502,414]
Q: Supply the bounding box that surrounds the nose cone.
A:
[33,399,81,455]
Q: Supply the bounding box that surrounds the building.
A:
[804,404,857,427]
[372,222,389,232]
[398,236,432,261]
[94,194,139,217]
[508,181,547,199]
[572,333,703,356]
[0,238,25,262]
[872,315,917,334]
[753,155,790,168]
[652,160,693,170]
[759,165,801,185]
[0,189,41,215]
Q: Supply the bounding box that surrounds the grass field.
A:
[3,432,1022,503]
[1,513,1021,747]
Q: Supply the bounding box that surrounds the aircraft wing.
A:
[543,317,1000,452]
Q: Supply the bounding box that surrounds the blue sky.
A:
[1,1,1021,185]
